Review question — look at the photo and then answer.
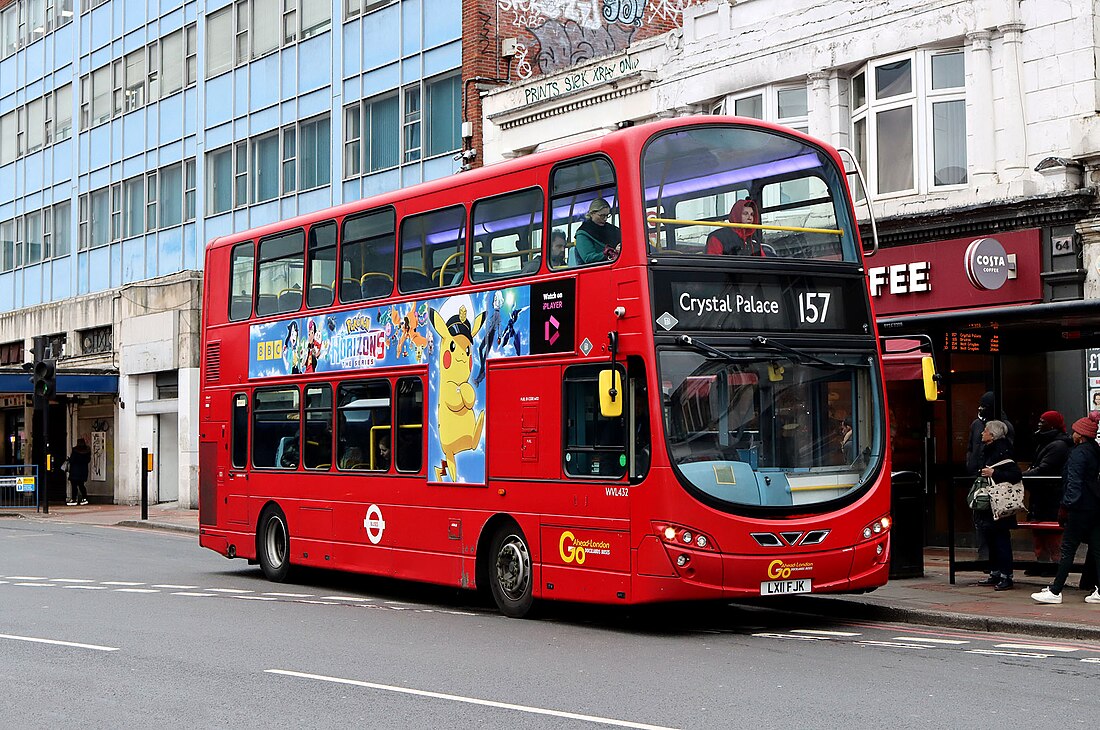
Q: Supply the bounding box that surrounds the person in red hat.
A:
[706,199,765,257]
[1032,415,1100,604]
[1022,410,1073,574]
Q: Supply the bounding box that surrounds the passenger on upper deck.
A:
[574,198,622,264]
[706,199,765,257]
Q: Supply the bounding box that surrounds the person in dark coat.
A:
[1023,410,1073,573]
[974,420,1020,590]
[966,391,1014,476]
[66,438,92,506]
[1031,416,1100,604]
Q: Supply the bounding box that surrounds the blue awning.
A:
[0,373,119,395]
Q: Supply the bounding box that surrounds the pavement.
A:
[3,502,1099,641]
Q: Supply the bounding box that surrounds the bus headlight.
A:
[654,522,719,552]
[861,515,890,541]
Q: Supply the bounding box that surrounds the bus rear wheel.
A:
[489,526,533,618]
[257,506,292,583]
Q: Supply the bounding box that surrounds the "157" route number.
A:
[797,292,832,324]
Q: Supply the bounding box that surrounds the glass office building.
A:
[0,0,462,506]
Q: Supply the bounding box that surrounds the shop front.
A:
[872,212,1100,574]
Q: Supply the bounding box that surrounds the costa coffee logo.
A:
[965,238,1015,291]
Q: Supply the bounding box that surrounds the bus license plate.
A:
[760,579,811,596]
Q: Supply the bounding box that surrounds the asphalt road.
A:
[2,516,1099,728]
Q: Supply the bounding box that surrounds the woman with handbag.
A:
[1031,416,1100,604]
[974,420,1021,590]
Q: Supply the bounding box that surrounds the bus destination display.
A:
[651,270,868,335]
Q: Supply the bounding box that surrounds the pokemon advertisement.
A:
[248,287,534,485]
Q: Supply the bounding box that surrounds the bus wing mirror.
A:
[599,369,622,418]
[921,356,938,402]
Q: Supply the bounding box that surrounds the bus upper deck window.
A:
[256,229,305,316]
[228,242,254,321]
[549,156,619,269]
[399,205,467,293]
[470,188,545,281]
[306,221,337,309]
[341,208,395,302]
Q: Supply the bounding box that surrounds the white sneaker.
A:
[65,500,77,506]
[1086,589,1100,604]
[79,499,89,505]
[1031,587,1062,604]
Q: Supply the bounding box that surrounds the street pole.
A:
[141,447,148,521]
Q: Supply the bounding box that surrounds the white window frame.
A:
[850,48,966,200]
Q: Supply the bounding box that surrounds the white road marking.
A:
[234,596,277,601]
[1080,658,1100,663]
[6,576,47,580]
[13,582,56,587]
[318,596,372,602]
[790,629,860,637]
[967,649,1050,659]
[101,581,144,586]
[891,637,968,645]
[206,588,251,594]
[266,669,680,730]
[172,592,216,597]
[65,585,109,590]
[751,632,820,641]
[0,633,119,652]
[50,578,95,583]
[153,584,199,589]
[994,643,1077,653]
[114,588,159,594]
[262,592,313,598]
[855,640,929,649]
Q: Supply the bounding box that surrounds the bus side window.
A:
[395,376,423,473]
[341,207,395,302]
[628,357,651,480]
[470,187,544,281]
[563,364,626,479]
[336,380,391,471]
[252,387,300,469]
[228,242,254,321]
[399,205,467,293]
[306,221,337,308]
[231,393,248,469]
[257,229,305,316]
[549,156,618,269]
[304,384,332,470]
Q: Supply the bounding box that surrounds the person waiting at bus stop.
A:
[1031,415,1100,605]
[574,198,621,264]
[706,199,765,257]
[1022,410,1072,575]
[974,420,1020,591]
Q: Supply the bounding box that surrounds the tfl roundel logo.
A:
[965,238,1015,291]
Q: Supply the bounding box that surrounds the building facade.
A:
[471,0,1100,546]
[0,0,463,506]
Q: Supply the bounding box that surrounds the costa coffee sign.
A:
[869,229,1041,316]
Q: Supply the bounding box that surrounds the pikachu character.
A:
[430,305,486,481]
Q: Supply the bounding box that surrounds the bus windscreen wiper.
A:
[750,335,847,370]
[675,334,739,363]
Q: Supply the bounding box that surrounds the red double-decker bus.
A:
[199,116,895,617]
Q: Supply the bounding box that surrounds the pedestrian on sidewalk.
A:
[66,438,91,506]
[974,420,1020,591]
[1022,410,1072,575]
[1031,415,1100,605]
[966,392,1013,563]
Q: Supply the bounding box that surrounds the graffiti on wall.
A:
[499,0,652,79]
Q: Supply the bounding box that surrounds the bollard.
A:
[141,447,148,521]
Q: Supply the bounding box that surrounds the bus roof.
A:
[204,115,839,253]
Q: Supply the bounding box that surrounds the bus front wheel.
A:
[257,506,292,583]
[489,525,533,618]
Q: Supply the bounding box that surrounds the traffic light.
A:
[30,336,56,399]
[33,358,56,399]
